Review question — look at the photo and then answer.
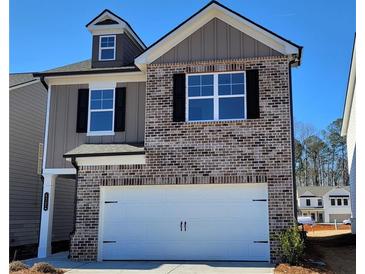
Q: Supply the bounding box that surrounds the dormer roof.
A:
[86,9,146,50]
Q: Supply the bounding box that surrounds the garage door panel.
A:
[100,184,270,261]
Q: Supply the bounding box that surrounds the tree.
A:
[294,118,348,187]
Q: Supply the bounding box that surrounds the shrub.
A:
[278,226,305,265]
[9,261,29,272]
[31,262,59,273]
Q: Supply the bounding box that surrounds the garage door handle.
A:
[184,221,187,231]
[180,221,183,231]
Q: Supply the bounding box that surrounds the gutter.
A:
[63,151,145,159]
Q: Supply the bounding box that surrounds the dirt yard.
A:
[275,232,355,274]
[303,224,351,237]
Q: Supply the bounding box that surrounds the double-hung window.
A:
[187,72,246,122]
[88,89,115,135]
[99,35,116,61]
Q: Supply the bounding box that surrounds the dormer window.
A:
[99,35,116,61]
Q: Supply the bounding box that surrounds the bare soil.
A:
[275,232,355,274]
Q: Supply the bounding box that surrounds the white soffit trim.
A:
[341,46,356,136]
[46,71,146,85]
[135,3,300,68]
[68,154,146,166]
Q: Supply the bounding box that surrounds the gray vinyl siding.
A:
[52,177,76,242]
[92,33,144,68]
[9,81,46,247]
[153,18,282,64]
[45,82,146,169]
[10,80,77,248]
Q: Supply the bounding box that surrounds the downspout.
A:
[68,157,79,258]
[40,76,48,90]
[289,58,298,221]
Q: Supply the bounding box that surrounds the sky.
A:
[10,0,355,131]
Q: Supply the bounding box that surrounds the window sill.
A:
[186,118,246,123]
[87,131,115,137]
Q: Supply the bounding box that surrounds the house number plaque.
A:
[44,192,49,211]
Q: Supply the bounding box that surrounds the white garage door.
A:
[99,183,270,261]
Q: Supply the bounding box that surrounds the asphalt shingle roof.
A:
[297,186,350,197]
[9,73,38,88]
[64,144,144,158]
[36,59,139,76]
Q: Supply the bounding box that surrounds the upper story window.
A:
[306,199,311,206]
[99,35,116,61]
[344,199,348,206]
[337,199,342,206]
[88,89,115,135]
[186,72,246,122]
[331,199,335,206]
[317,199,323,207]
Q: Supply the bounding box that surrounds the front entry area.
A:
[98,183,270,262]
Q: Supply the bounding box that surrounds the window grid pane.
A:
[90,89,114,132]
[187,73,246,122]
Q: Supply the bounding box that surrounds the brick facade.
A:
[70,55,295,263]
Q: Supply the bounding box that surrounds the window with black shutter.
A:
[76,89,89,133]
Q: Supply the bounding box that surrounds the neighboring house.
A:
[341,36,356,234]
[9,74,76,259]
[297,186,351,223]
[34,1,302,263]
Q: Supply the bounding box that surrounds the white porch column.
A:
[38,173,57,258]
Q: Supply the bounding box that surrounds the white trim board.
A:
[43,168,77,175]
[135,2,300,70]
[67,154,146,166]
[45,71,146,86]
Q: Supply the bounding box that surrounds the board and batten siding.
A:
[52,177,76,242]
[153,18,282,64]
[9,81,46,247]
[45,82,146,169]
[92,33,144,68]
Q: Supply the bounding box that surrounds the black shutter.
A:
[76,89,89,133]
[114,87,126,132]
[173,73,186,122]
[246,69,260,119]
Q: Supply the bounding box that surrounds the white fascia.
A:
[135,3,300,70]
[341,46,356,136]
[67,154,146,166]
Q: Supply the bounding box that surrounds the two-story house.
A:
[297,186,351,223]
[33,1,302,263]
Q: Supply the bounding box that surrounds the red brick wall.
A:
[70,56,295,263]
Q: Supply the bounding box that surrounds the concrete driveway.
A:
[24,252,274,274]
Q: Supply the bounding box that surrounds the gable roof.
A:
[135,1,302,70]
[86,9,146,50]
[297,186,350,197]
[9,73,39,88]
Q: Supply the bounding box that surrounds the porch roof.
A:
[63,143,144,158]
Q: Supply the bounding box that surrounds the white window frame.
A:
[99,35,116,61]
[87,87,116,136]
[185,71,247,122]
